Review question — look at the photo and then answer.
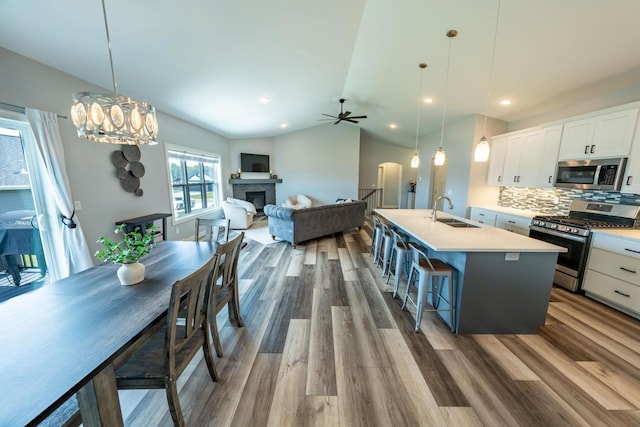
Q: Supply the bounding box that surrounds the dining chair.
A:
[195,217,230,243]
[115,253,220,427]
[210,231,245,358]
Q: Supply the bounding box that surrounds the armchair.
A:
[222,198,256,229]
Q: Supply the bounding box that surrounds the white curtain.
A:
[25,108,93,280]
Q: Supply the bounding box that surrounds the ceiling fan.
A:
[320,98,367,124]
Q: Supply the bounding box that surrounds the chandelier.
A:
[434,30,458,166]
[411,63,428,168]
[70,0,158,145]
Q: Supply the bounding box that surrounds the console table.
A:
[116,213,171,241]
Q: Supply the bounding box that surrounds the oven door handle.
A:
[529,225,588,243]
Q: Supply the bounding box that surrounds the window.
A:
[166,145,222,221]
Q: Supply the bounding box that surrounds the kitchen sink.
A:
[436,218,479,228]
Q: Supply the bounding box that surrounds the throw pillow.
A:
[297,194,312,208]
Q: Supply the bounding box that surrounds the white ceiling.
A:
[2,0,640,147]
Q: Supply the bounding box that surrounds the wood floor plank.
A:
[473,335,540,381]
[304,239,318,265]
[439,407,484,427]
[327,256,349,307]
[326,236,339,260]
[378,329,446,426]
[312,252,331,290]
[517,334,634,410]
[380,292,469,407]
[578,361,640,409]
[285,247,305,277]
[306,288,337,396]
[267,319,311,427]
[355,268,395,329]
[230,353,281,427]
[332,306,378,426]
[344,278,391,368]
[548,304,640,368]
[304,396,339,427]
[499,334,638,426]
[338,247,358,281]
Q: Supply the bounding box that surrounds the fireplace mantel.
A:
[229,178,282,184]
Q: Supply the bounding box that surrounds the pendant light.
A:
[411,63,428,168]
[434,30,458,166]
[474,0,502,162]
[70,0,158,145]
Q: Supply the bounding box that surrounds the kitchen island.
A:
[375,209,566,334]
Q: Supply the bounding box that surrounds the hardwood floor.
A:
[117,224,640,426]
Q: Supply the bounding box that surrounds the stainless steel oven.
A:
[529,200,640,292]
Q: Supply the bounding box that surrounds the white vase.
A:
[117,262,145,285]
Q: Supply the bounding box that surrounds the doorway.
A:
[377,162,403,208]
[430,161,447,207]
[0,117,48,293]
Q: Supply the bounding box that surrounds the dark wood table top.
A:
[0,240,217,426]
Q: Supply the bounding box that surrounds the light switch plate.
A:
[505,252,520,261]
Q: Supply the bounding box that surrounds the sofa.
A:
[263,200,367,247]
[222,198,256,229]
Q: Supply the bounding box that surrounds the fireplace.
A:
[245,191,266,213]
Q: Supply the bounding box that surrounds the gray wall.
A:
[358,131,417,209]
[0,47,232,257]
[273,124,360,205]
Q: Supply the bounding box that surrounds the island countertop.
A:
[375,209,566,253]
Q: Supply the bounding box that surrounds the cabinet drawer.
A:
[591,233,640,259]
[588,248,640,286]
[495,213,531,230]
[469,208,497,226]
[583,269,640,313]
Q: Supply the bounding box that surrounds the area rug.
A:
[238,218,281,245]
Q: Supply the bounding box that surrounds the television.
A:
[241,153,270,172]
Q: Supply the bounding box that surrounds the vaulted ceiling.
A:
[2,0,640,147]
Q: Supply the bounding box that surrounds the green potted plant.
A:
[96,224,157,285]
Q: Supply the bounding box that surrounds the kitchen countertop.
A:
[375,209,566,253]
[591,228,640,241]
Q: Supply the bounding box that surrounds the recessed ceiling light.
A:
[280,123,288,128]
[423,97,433,104]
[259,96,270,104]
[389,123,397,129]
[500,99,512,106]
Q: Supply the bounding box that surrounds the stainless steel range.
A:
[529,200,640,292]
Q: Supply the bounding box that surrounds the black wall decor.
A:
[111,145,145,196]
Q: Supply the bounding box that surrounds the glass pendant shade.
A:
[434,147,446,166]
[474,136,490,162]
[411,153,420,168]
[71,93,158,145]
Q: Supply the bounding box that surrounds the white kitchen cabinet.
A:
[582,232,640,318]
[499,126,561,188]
[621,118,640,193]
[495,212,531,236]
[558,107,639,160]
[487,135,507,186]
[469,207,497,226]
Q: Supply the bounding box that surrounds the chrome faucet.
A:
[431,196,454,222]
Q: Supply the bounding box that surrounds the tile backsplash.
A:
[498,187,640,215]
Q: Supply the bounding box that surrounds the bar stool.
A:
[370,215,383,258]
[386,228,411,298]
[377,222,394,275]
[401,245,455,332]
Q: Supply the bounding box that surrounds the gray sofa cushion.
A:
[264,200,366,246]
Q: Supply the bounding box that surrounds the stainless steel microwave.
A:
[555,158,627,190]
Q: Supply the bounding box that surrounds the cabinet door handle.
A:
[627,176,633,186]
[624,248,640,254]
[498,175,502,183]
[548,176,552,184]
[620,266,637,274]
[590,144,596,154]
[508,220,516,224]
[614,290,631,298]
[584,145,590,154]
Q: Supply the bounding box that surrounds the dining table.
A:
[0,240,218,426]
